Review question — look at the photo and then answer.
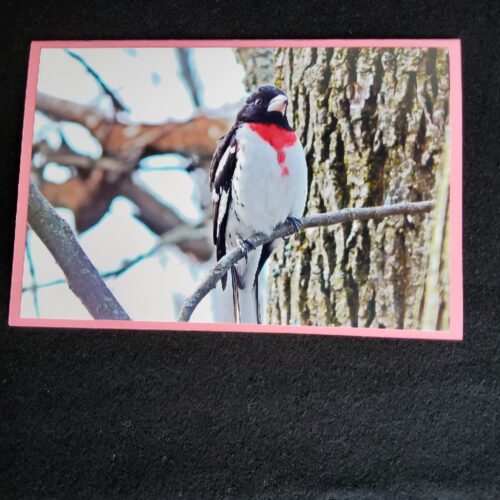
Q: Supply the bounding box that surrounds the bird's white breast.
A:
[232,123,308,235]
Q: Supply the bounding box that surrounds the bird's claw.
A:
[286,216,302,233]
[237,236,256,262]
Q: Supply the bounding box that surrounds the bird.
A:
[210,85,308,324]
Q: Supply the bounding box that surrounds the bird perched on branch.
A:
[210,85,308,323]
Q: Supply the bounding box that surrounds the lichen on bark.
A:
[263,47,450,330]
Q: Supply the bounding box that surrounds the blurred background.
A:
[22,47,248,322]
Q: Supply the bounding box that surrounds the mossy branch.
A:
[27,181,131,320]
[177,200,435,322]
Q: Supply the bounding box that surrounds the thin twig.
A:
[100,225,208,278]
[65,49,129,113]
[177,200,435,322]
[118,177,213,260]
[25,231,40,317]
[22,224,208,292]
[175,48,202,108]
[138,165,192,172]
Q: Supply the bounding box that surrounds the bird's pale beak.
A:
[267,94,288,115]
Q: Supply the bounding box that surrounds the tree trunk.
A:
[263,47,450,330]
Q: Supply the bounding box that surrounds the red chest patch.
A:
[248,123,297,176]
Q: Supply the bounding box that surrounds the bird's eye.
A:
[254,98,262,105]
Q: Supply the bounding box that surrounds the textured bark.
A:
[264,47,450,330]
[235,48,276,91]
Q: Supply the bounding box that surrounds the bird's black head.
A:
[237,85,292,130]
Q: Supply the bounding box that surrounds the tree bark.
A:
[235,48,276,91]
[264,47,450,330]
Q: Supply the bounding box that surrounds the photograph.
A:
[9,40,462,338]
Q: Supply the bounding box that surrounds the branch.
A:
[177,200,435,322]
[25,231,40,317]
[22,223,210,293]
[39,170,116,233]
[118,177,213,261]
[37,141,129,173]
[37,93,110,141]
[65,49,129,113]
[175,48,202,108]
[36,92,229,159]
[36,158,212,257]
[27,181,131,320]
[98,224,209,278]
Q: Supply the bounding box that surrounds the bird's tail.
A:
[231,267,259,324]
[231,267,241,323]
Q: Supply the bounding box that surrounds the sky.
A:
[22,47,248,322]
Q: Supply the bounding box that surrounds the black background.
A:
[1,1,499,498]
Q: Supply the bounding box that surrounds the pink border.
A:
[8,39,463,341]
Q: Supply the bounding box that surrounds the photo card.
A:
[9,39,462,340]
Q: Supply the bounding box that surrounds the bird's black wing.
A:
[209,124,240,289]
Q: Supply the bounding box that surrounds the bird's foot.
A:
[236,236,256,262]
[286,216,303,233]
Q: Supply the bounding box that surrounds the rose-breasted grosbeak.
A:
[210,85,308,323]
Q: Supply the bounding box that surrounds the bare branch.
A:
[177,200,435,322]
[37,141,128,173]
[97,224,209,279]
[37,92,113,146]
[175,48,202,108]
[25,231,40,317]
[36,168,213,257]
[22,223,210,293]
[36,92,229,159]
[65,49,129,113]
[27,180,131,320]
[118,177,213,261]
